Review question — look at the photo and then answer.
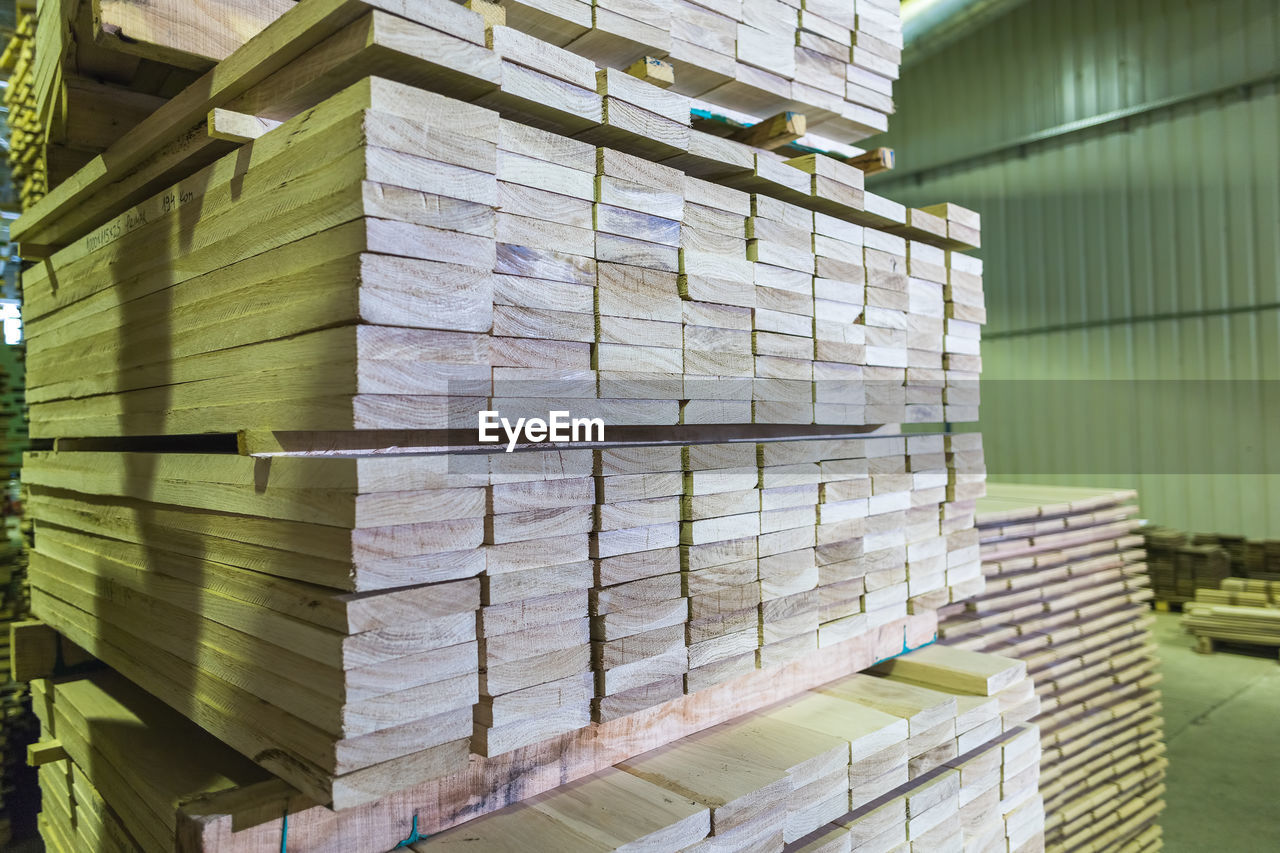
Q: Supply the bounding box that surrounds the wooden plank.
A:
[93,0,296,70]
[15,0,491,249]
[173,612,936,851]
[868,644,1027,697]
[205,107,283,142]
[730,111,806,150]
[850,147,894,175]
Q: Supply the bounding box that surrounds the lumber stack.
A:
[594,445,685,716]
[1142,526,1230,604]
[0,357,33,849]
[480,448,594,752]
[28,643,1040,853]
[501,0,903,141]
[0,541,36,848]
[936,484,1166,853]
[20,78,983,436]
[0,0,209,209]
[1181,579,1280,654]
[12,0,995,843]
[1146,527,1280,599]
[1203,576,1280,606]
[0,358,26,473]
[17,0,902,154]
[1240,538,1280,579]
[20,433,989,806]
[1,7,41,206]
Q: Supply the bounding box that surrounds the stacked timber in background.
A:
[1,6,40,206]
[0,330,32,849]
[28,644,1043,853]
[0,358,27,472]
[1146,526,1280,602]
[1181,578,1280,655]
[0,546,37,849]
[937,484,1166,853]
[1143,527,1230,605]
[0,0,212,208]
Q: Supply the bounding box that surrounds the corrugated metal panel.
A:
[873,0,1280,537]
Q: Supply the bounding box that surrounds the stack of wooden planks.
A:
[0,0,217,209]
[594,445,685,716]
[0,460,35,848]
[501,0,903,141]
[14,1,901,150]
[1182,578,1280,655]
[12,0,1001,845]
[30,669,275,853]
[935,484,1165,853]
[0,357,27,471]
[28,642,1040,853]
[1147,527,1280,600]
[1,0,905,217]
[20,431,991,807]
[19,80,982,436]
[1142,526,1231,605]
[0,549,36,849]
[1240,538,1280,578]
[1204,576,1280,605]
[1,6,41,206]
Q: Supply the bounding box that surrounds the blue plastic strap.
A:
[872,630,939,667]
[395,815,429,848]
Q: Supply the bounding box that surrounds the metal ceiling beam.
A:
[901,0,1037,67]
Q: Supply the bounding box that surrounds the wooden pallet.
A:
[1191,635,1280,658]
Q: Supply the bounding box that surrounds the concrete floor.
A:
[1152,611,1280,853]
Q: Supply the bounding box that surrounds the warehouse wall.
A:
[872,0,1280,537]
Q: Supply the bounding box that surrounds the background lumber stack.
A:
[1181,578,1280,655]
[0,0,208,208]
[29,643,1041,853]
[0,346,32,848]
[1146,526,1280,603]
[0,356,27,472]
[1142,526,1230,606]
[1,4,40,206]
[1198,576,1280,607]
[0,546,38,849]
[935,483,1165,853]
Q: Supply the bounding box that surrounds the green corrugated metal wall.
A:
[872,0,1280,537]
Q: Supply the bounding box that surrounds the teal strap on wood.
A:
[279,808,288,853]
[872,631,938,667]
[395,815,429,848]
